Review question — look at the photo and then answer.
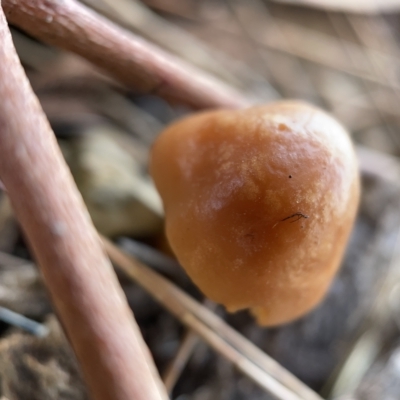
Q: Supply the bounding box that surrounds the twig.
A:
[117,237,189,287]
[3,0,248,110]
[270,0,400,14]
[268,20,400,93]
[347,14,400,138]
[162,330,199,394]
[328,14,400,152]
[162,299,216,394]
[323,206,400,398]
[224,0,322,104]
[211,16,400,94]
[103,237,323,400]
[356,145,400,185]
[81,0,241,86]
[0,6,167,400]
[0,306,49,337]
[82,0,279,102]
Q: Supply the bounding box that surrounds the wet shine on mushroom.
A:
[150,101,360,326]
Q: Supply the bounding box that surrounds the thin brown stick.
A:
[103,237,323,400]
[3,0,248,110]
[81,0,241,85]
[0,7,167,400]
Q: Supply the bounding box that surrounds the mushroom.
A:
[150,101,360,326]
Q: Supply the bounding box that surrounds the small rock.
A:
[62,125,163,237]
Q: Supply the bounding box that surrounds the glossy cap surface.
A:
[151,101,360,326]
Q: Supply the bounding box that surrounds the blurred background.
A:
[2,0,400,399]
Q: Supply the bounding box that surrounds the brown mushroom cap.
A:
[150,100,360,326]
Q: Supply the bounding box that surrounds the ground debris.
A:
[0,316,87,400]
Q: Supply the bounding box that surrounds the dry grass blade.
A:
[271,0,400,14]
[162,300,217,394]
[327,14,400,151]
[162,330,199,394]
[356,145,400,184]
[214,15,400,92]
[182,313,301,400]
[324,208,400,397]
[103,237,323,400]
